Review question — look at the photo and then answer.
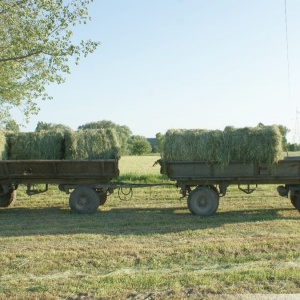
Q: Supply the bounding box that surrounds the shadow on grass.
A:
[0,204,299,237]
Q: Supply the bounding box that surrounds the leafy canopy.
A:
[128,135,152,155]
[0,0,99,126]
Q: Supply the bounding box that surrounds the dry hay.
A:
[6,130,65,160]
[162,125,283,167]
[64,128,120,160]
[0,130,7,160]
[162,129,223,162]
[221,125,283,166]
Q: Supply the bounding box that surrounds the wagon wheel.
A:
[187,186,219,216]
[290,191,300,211]
[69,186,99,213]
[0,187,16,208]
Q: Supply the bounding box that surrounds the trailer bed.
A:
[159,157,300,216]
[162,157,300,185]
[0,159,119,185]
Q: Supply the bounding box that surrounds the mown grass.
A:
[0,155,300,299]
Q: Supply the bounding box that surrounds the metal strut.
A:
[238,184,257,194]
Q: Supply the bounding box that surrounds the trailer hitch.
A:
[238,184,257,194]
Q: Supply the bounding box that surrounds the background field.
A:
[0,155,300,299]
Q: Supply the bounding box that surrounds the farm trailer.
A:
[0,158,171,213]
[159,156,300,216]
[0,159,120,213]
[2,157,300,216]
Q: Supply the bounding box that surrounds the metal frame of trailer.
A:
[160,157,300,216]
[0,159,173,213]
[1,157,300,216]
[0,159,120,213]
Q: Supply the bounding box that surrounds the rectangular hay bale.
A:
[64,128,120,160]
[162,125,283,168]
[6,130,65,160]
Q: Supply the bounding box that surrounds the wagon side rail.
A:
[161,158,300,185]
[0,159,120,186]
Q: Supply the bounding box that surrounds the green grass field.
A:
[0,155,300,299]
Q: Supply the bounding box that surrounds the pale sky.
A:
[17,0,300,142]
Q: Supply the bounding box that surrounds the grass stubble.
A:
[0,156,300,299]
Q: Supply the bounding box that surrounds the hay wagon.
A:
[159,157,300,216]
[0,159,120,213]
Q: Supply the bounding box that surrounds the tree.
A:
[35,121,72,132]
[0,0,99,126]
[4,120,20,132]
[155,132,165,153]
[128,135,152,155]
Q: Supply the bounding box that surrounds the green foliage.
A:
[78,120,132,155]
[35,121,72,132]
[155,132,165,154]
[0,0,99,125]
[3,120,20,132]
[287,143,300,151]
[116,172,167,184]
[128,135,152,155]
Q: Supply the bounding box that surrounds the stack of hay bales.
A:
[64,128,120,160]
[162,125,283,168]
[4,128,121,160]
[0,130,8,160]
[6,130,65,160]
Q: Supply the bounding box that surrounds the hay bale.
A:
[162,125,283,167]
[64,128,120,160]
[221,125,283,166]
[0,130,7,160]
[7,130,65,160]
[162,129,223,162]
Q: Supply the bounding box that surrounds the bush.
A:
[128,135,152,155]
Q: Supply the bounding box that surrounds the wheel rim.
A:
[77,194,89,209]
[196,196,209,208]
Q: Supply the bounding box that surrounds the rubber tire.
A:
[187,186,219,216]
[98,192,108,206]
[290,191,300,211]
[0,190,16,208]
[69,187,99,213]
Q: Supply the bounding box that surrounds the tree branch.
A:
[0,50,42,62]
